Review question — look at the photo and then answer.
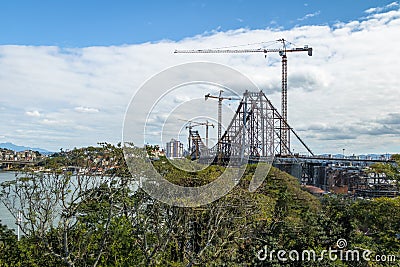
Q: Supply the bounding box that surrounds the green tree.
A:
[2,143,399,266]
[370,154,400,188]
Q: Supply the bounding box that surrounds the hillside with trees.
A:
[1,144,399,266]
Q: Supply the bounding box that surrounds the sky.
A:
[0,0,399,155]
[0,0,395,47]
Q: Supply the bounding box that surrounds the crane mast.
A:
[174,39,312,155]
[205,90,238,154]
[179,119,215,149]
[280,39,289,156]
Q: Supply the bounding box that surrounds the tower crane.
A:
[205,90,240,153]
[174,39,312,155]
[179,119,215,149]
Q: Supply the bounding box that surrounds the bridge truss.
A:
[189,90,313,165]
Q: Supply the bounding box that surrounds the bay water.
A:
[0,171,18,232]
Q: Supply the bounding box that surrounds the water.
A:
[0,171,18,232]
[0,171,138,234]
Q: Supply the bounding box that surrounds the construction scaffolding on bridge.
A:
[188,90,313,165]
[186,90,399,198]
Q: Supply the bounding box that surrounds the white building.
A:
[166,139,184,158]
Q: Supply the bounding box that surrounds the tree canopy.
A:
[0,144,399,266]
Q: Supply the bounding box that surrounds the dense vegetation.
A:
[0,144,399,266]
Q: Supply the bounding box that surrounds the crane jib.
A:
[174,47,312,56]
[173,43,313,156]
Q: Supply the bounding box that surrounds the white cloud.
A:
[297,11,320,21]
[365,7,378,13]
[25,110,41,117]
[365,1,399,13]
[387,1,400,8]
[40,118,66,126]
[74,106,99,113]
[1,5,400,154]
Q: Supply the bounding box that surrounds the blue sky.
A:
[0,1,400,154]
[0,0,396,46]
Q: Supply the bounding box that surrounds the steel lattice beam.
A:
[194,91,313,165]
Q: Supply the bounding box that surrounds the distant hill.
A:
[0,142,52,154]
